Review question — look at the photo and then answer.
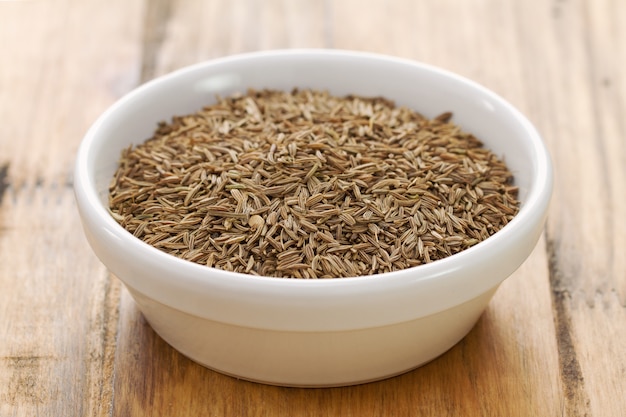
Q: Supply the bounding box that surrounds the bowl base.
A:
[128,284,497,388]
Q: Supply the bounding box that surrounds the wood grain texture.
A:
[0,0,142,415]
[512,0,626,416]
[0,0,624,416]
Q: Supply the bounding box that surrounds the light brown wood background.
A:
[1,0,624,416]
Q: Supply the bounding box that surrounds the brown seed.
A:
[108,88,520,278]
[248,214,264,230]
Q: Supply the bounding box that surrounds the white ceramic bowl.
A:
[74,49,552,387]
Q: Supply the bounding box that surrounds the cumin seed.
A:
[109,88,520,278]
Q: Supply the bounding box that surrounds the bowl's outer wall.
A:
[127,284,499,387]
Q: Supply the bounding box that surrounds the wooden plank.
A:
[0,0,143,186]
[560,0,626,415]
[513,0,626,416]
[0,186,121,417]
[0,0,143,416]
[141,0,327,80]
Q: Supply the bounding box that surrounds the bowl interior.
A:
[88,51,541,209]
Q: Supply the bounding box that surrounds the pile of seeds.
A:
[108,89,519,278]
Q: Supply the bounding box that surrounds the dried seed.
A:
[109,88,520,278]
[248,214,265,230]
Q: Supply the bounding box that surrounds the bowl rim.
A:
[74,49,553,328]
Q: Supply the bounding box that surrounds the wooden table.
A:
[1,0,624,415]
